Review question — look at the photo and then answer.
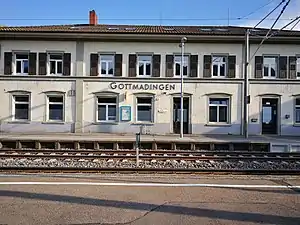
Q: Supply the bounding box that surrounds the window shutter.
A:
[38,53,47,75]
[152,54,161,77]
[90,53,98,76]
[165,55,174,77]
[114,54,122,77]
[227,55,236,78]
[279,56,287,79]
[190,55,198,77]
[4,52,12,75]
[128,54,136,77]
[63,53,71,76]
[203,55,212,77]
[255,56,263,78]
[28,52,37,75]
[289,56,297,79]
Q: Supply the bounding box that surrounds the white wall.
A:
[0,80,75,123]
[248,44,300,78]
[84,42,244,78]
[0,40,77,75]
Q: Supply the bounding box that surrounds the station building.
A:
[0,10,300,136]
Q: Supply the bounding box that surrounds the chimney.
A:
[89,10,98,25]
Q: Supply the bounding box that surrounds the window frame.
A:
[99,54,115,76]
[295,97,300,124]
[46,94,65,122]
[296,56,300,79]
[96,95,118,122]
[173,55,189,77]
[135,95,154,123]
[11,93,31,121]
[48,53,63,75]
[211,55,228,78]
[263,55,278,79]
[136,54,152,77]
[207,95,231,124]
[14,52,29,75]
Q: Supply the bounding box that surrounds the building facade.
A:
[0,11,300,136]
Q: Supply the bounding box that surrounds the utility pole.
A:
[243,29,250,138]
[180,37,187,138]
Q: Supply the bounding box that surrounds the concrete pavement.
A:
[0,174,299,225]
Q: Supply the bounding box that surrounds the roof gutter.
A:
[0,32,299,43]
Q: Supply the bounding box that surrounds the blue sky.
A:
[0,0,299,29]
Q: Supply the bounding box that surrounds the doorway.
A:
[261,98,278,135]
[173,97,189,134]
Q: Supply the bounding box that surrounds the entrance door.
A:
[261,98,278,134]
[173,97,189,134]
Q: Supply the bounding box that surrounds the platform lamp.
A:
[179,37,187,138]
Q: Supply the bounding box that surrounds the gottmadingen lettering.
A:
[109,82,176,91]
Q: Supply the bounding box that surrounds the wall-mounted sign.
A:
[120,106,131,121]
[109,82,175,91]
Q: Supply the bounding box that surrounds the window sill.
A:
[205,123,231,127]
[131,122,154,126]
[93,121,119,125]
[42,121,65,125]
[293,123,300,127]
[7,120,30,124]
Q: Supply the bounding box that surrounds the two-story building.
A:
[0,10,300,136]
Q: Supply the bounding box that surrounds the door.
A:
[173,97,189,134]
[261,98,278,134]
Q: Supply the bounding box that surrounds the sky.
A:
[0,0,299,30]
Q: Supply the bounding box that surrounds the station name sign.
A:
[109,82,176,91]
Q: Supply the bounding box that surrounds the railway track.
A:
[1,148,300,174]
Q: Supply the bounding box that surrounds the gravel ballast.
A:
[1,158,300,170]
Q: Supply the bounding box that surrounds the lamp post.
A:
[179,37,187,138]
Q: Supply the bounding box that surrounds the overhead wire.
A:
[249,0,292,63]
[254,0,287,28]
[290,17,300,30]
[238,0,276,20]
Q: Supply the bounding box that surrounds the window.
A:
[47,96,64,121]
[97,97,117,121]
[212,56,227,77]
[15,54,29,74]
[297,57,300,78]
[209,98,229,123]
[137,55,152,76]
[263,56,277,78]
[13,95,30,120]
[136,97,153,122]
[295,98,300,124]
[49,54,63,75]
[174,55,189,76]
[100,55,114,76]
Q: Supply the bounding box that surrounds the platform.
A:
[0,133,300,152]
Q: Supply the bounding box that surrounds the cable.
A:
[268,15,300,37]
[254,0,287,28]
[238,0,276,20]
[249,0,292,63]
[290,18,300,30]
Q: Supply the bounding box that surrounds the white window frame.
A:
[99,54,115,76]
[296,57,300,79]
[211,55,227,77]
[14,53,29,75]
[208,97,230,124]
[48,53,63,75]
[12,94,30,121]
[136,96,154,123]
[137,55,152,77]
[295,98,300,124]
[174,55,189,77]
[263,56,278,79]
[96,96,117,122]
[46,94,65,122]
